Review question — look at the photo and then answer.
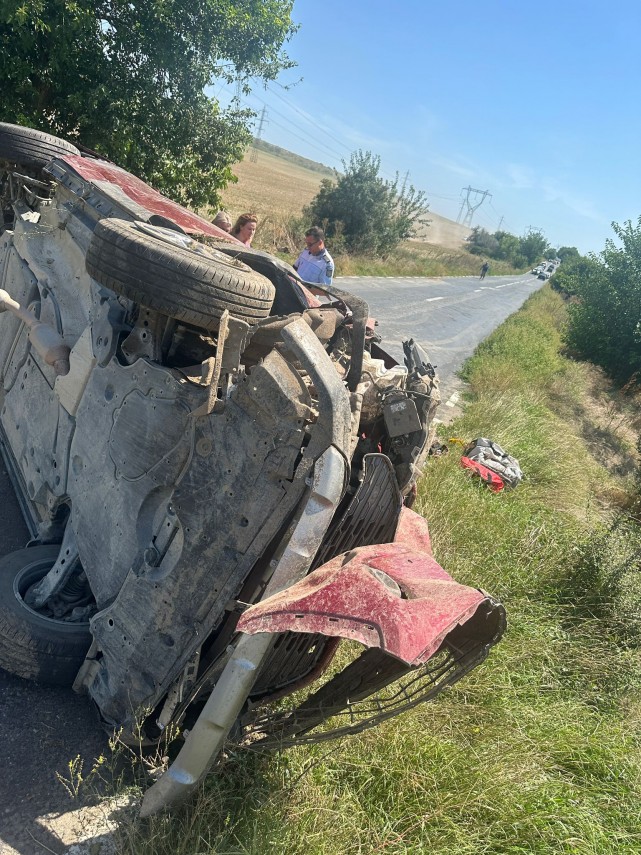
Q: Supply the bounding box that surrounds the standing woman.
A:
[231,213,258,247]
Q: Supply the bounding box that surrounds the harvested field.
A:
[220,148,471,250]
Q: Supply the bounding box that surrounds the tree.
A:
[518,228,550,266]
[466,227,499,256]
[464,226,550,269]
[493,230,521,262]
[304,150,429,257]
[0,1,296,209]
[564,219,641,383]
[557,246,581,263]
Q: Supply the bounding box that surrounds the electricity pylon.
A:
[250,107,267,163]
[456,186,492,227]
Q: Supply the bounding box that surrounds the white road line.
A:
[424,296,444,302]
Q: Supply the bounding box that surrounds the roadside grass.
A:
[273,241,521,279]
[331,241,520,278]
[99,285,641,853]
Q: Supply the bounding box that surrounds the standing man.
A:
[479,261,490,280]
[294,227,335,285]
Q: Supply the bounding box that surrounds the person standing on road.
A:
[231,213,258,247]
[293,227,335,285]
[479,261,490,280]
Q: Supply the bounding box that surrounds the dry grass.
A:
[220,150,322,238]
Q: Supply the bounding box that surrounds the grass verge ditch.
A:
[84,286,641,854]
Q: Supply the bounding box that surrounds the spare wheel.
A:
[0,121,80,169]
[86,219,276,330]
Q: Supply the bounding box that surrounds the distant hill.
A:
[252,139,335,177]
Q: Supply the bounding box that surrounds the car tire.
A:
[0,122,80,169]
[212,242,311,314]
[86,219,276,331]
[0,545,91,686]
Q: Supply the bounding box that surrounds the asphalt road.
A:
[0,271,543,853]
[335,271,544,401]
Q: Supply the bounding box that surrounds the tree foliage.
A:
[304,150,430,257]
[557,245,581,263]
[466,225,550,268]
[519,228,550,265]
[0,0,296,209]
[465,227,498,256]
[564,219,641,383]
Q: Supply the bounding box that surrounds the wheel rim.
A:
[12,557,90,627]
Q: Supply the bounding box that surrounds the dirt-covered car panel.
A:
[238,507,504,666]
[45,155,236,241]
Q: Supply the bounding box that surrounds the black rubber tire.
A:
[86,219,276,331]
[212,243,309,314]
[0,122,80,169]
[0,545,91,686]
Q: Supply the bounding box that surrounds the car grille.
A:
[250,454,402,699]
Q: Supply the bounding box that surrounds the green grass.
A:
[333,243,522,278]
[275,240,524,279]
[98,286,641,854]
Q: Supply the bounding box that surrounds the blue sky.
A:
[215,0,641,254]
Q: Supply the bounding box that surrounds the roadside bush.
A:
[304,150,429,257]
[564,218,641,384]
[551,254,599,297]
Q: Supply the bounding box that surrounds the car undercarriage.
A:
[0,122,505,813]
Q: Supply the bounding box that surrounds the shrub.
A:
[304,150,429,257]
[564,218,641,383]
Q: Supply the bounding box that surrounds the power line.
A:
[251,80,402,184]
[219,79,466,210]
[219,82,347,164]
[428,192,459,201]
[240,82,349,162]
[261,81,354,157]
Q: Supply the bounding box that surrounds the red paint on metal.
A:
[238,517,488,666]
[394,506,433,556]
[60,155,240,241]
[297,281,322,308]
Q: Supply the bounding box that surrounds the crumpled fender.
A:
[237,508,505,666]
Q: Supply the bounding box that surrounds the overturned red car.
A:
[0,122,505,813]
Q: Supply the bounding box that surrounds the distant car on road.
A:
[537,267,555,280]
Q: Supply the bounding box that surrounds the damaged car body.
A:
[0,122,505,813]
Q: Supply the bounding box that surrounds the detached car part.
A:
[0,122,505,814]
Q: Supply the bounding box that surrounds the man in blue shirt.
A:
[293,227,335,285]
